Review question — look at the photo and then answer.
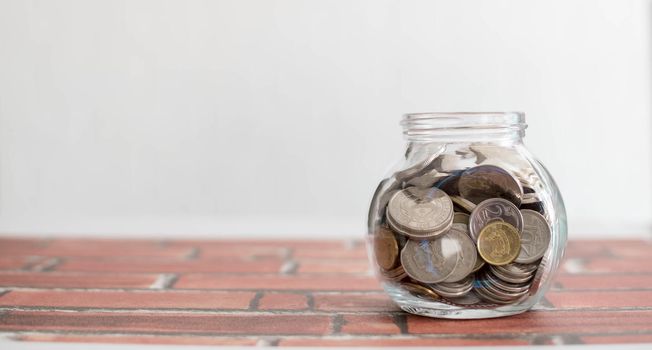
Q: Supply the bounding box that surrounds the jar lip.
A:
[402,112,525,126]
[400,112,527,142]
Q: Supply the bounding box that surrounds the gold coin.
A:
[476,221,521,266]
[374,226,399,271]
[402,282,440,300]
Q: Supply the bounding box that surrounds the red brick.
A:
[341,315,400,335]
[608,245,652,259]
[583,258,652,274]
[547,290,652,309]
[313,293,399,312]
[556,273,652,290]
[0,239,192,258]
[258,293,308,310]
[197,245,288,259]
[0,256,33,270]
[0,271,158,289]
[0,311,331,335]
[407,310,652,335]
[293,247,367,259]
[297,260,370,274]
[175,274,381,291]
[278,338,530,346]
[0,290,255,310]
[173,239,353,249]
[57,257,283,273]
[581,334,652,344]
[15,334,258,346]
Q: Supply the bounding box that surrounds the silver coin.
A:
[430,283,473,298]
[451,196,477,213]
[453,212,470,225]
[474,281,515,304]
[368,177,400,233]
[528,256,547,296]
[446,290,482,305]
[458,165,523,206]
[432,153,477,172]
[483,272,530,293]
[400,238,460,284]
[469,198,524,242]
[394,144,444,181]
[480,276,529,299]
[495,262,539,277]
[514,210,551,264]
[405,169,451,189]
[489,265,534,284]
[442,227,478,283]
[387,187,454,238]
[433,274,474,292]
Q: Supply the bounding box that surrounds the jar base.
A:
[386,284,535,319]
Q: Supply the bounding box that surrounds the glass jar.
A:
[367,112,567,319]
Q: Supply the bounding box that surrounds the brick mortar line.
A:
[330,314,345,335]
[248,291,263,311]
[6,285,652,294]
[3,330,652,341]
[1,305,651,315]
[392,313,408,334]
[0,286,385,293]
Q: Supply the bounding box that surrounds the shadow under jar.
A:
[367,112,567,319]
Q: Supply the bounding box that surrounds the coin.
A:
[458,165,523,206]
[374,226,399,270]
[442,227,478,283]
[368,177,400,232]
[483,272,531,293]
[446,290,482,305]
[401,238,460,284]
[469,198,523,242]
[453,212,470,225]
[394,143,444,181]
[489,265,534,284]
[435,171,462,196]
[515,210,551,264]
[382,265,408,282]
[477,221,521,266]
[406,169,451,188]
[387,187,454,238]
[430,274,474,298]
[402,282,441,300]
[432,153,476,172]
[451,196,477,213]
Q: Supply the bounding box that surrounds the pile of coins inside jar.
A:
[371,146,552,306]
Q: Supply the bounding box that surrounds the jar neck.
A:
[401,112,527,144]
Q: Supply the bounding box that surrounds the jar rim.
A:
[401,112,527,142]
[402,111,525,125]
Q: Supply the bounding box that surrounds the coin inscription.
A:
[401,238,460,284]
[469,198,523,242]
[387,187,453,237]
[477,221,521,266]
[515,209,551,264]
[458,165,523,206]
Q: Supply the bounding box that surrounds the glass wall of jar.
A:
[367,112,567,319]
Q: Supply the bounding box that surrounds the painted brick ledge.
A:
[0,237,650,347]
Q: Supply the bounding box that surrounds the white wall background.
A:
[0,0,650,239]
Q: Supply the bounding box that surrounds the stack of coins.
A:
[371,151,552,307]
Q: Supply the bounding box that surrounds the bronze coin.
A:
[477,221,521,266]
[374,226,399,271]
[458,165,523,206]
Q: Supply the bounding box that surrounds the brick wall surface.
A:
[0,237,650,347]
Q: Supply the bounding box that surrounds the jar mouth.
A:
[401,112,527,142]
